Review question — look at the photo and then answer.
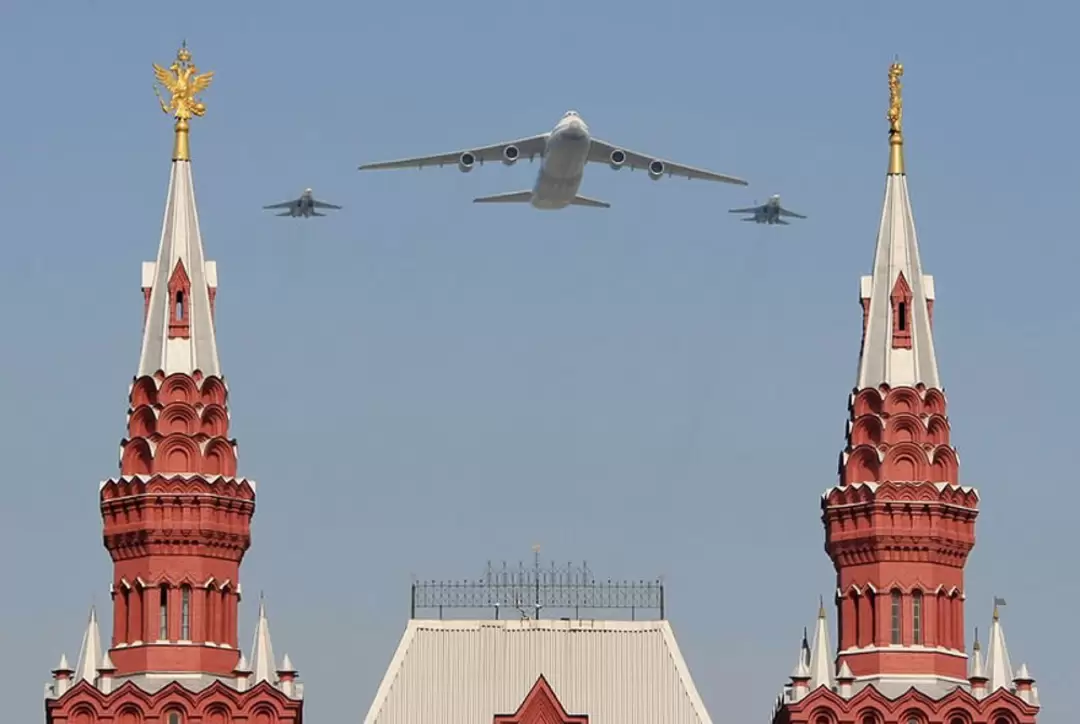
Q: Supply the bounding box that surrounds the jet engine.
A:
[608,149,627,170]
[458,152,476,173]
[502,145,520,166]
[648,160,665,180]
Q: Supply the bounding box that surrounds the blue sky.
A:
[0,1,1075,722]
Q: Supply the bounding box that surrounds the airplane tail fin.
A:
[569,194,611,209]
[472,191,611,209]
[311,211,327,216]
[276,211,292,216]
[775,219,790,225]
[741,217,756,222]
[473,190,534,204]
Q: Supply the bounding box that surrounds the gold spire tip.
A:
[817,595,826,619]
[887,59,905,175]
[152,42,214,162]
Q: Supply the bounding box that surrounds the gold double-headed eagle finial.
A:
[153,42,214,162]
[887,60,905,175]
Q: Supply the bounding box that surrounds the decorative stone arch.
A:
[850,415,884,446]
[807,707,837,724]
[200,376,228,406]
[885,413,924,443]
[852,388,884,416]
[159,402,200,436]
[882,441,928,482]
[116,703,145,724]
[989,712,1017,724]
[202,704,232,724]
[884,387,922,415]
[926,414,950,444]
[154,435,201,474]
[130,376,159,407]
[128,405,158,438]
[942,709,973,724]
[249,702,279,724]
[923,388,947,415]
[200,404,229,437]
[856,709,883,724]
[160,374,199,405]
[69,701,100,723]
[844,445,881,484]
[930,446,960,484]
[121,438,154,476]
[899,707,930,724]
[202,438,237,476]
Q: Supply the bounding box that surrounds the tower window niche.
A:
[167,711,182,724]
[912,590,923,645]
[890,272,913,349]
[180,585,191,640]
[159,584,169,641]
[175,291,185,320]
[890,590,902,645]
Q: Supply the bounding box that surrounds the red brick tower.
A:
[770,63,1040,724]
[44,44,304,724]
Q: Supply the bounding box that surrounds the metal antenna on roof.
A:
[532,544,543,620]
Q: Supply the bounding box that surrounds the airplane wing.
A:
[358,134,550,170]
[587,138,748,185]
[778,207,807,219]
[263,199,297,210]
[312,199,343,209]
[728,206,762,214]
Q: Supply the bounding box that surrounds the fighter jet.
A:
[358,110,747,210]
[263,188,342,217]
[729,195,806,225]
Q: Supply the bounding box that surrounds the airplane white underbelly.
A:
[531,132,590,209]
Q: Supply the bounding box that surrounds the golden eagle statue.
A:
[152,42,214,161]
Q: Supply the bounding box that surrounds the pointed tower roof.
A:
[807,599,834,690]
[856,61,941,390]
[969,628,986,680]
[53,654,73,675]
[985,601,1014,692]
[250,599,277,684]
[74,606,103,684]
[139,43,220,378]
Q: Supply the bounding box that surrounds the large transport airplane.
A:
[359,110,748,210]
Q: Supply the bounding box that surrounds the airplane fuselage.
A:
[530,116,592,209]
[751,199,782,224]
[290,194,315,217]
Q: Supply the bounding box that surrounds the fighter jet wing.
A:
[358,134,550,170]
[728,206,762,214]
[587,138,748,185]
[312,200,343,209]
[263,200,297,210]
[778,207,807,219]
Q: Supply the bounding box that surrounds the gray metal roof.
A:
[363,619,712,724]
[856,172,941,390]
[137,159,221,378]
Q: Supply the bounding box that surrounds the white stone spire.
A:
[249,599,277,684]
[969,630,986,680]
[807,599,834,690]
[137,157,220,378]
[74,606,103,684]
[985,602,1014,692]
[856,66,939,391]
